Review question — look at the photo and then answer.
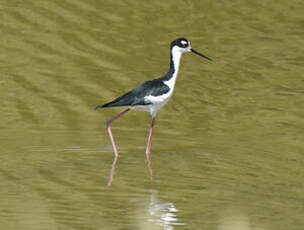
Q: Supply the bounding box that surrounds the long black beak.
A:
[191,48,212,61]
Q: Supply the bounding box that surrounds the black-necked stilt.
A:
[93,38,211,159]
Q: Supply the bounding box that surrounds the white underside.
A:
[114,92,172,118]
[142,91,172,117]
[129,46,185,118]
[118,91,172,118]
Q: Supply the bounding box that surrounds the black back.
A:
[93,78,170,109]
[92,38,189,110]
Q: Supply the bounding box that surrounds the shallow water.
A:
[1,0,304,229]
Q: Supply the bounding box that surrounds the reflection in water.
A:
[107,155,118,187]
[107,155,184,229]
[107,151,153,187]
[107,154,183,229]
[1,0,304,228]
[147,189,184,230]
[146,153,153,181]
[218,209,252,230]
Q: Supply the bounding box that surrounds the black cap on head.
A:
[171,38,189,49]
[170,38,212,61]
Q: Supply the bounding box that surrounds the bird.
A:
[92,38,211,159]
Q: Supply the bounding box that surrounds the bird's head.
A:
[170,38,212,61]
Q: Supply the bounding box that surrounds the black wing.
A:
[92,79,170,109]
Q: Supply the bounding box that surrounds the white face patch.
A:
[181,40,187,46]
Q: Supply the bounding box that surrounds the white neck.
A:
[164,46,183,89]
[171,46,183,75]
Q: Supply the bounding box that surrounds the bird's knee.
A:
[106,120,112,128]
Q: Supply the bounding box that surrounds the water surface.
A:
[1,0,304,229]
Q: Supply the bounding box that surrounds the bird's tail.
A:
[90,105,105,110]
[91,99,124,110]
[91,100,117,110]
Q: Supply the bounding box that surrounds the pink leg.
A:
[107,109,131,157]
[107,155,118,187]
[146,117,155,159]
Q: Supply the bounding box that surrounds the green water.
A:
[1,0,304,229]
